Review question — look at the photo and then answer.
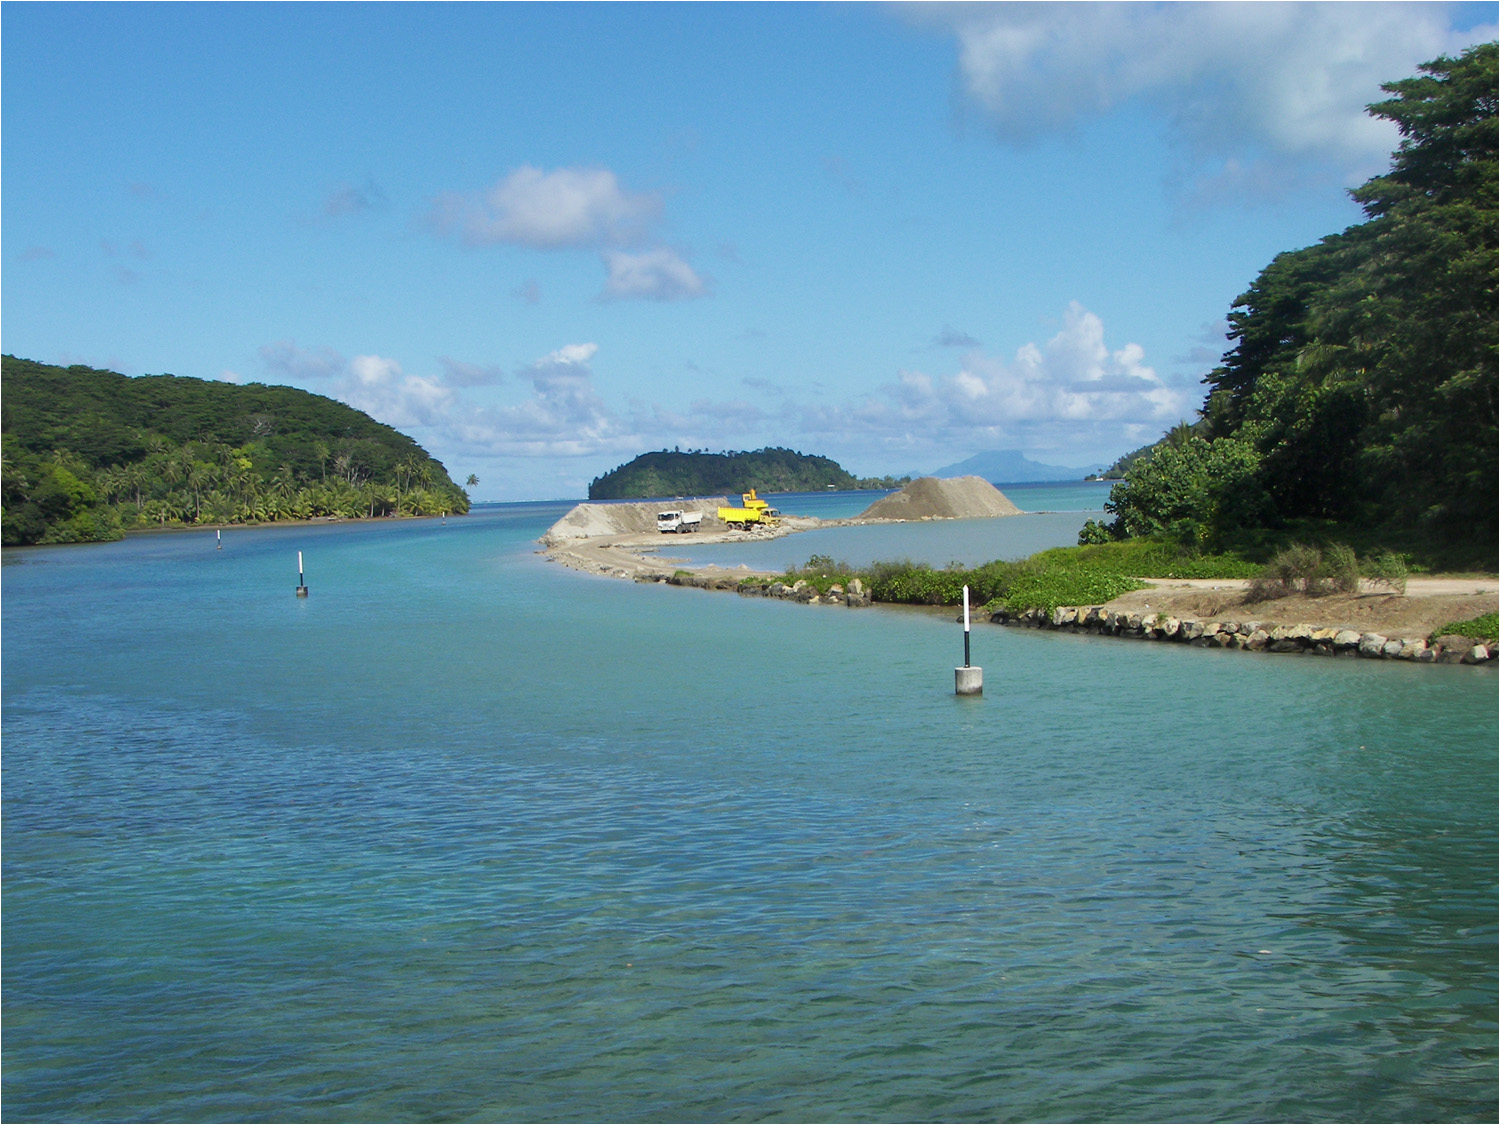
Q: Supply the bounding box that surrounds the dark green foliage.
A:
[2,356,468,545]
[588,447,899,499]
[1432,611,1498,644]
[1113,44,1498,561]
[1077,518,1115,545]
[1103,436,1272,548]
[1087,420,1207,481]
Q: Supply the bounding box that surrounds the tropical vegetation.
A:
[588,447,908,500]
[2,356,469,546]
[1098,44,1496,569]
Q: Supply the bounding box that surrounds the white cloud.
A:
[429,165,709,302]
[773,301,1192,466]
[258,342,454,429]
[917,1,1496,195]
[450,342,641,457]
[341,355,455,429]
[600,248,709,301]
[251,308,1186,498]
[431,165,660,249]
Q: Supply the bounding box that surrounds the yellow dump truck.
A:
[717,489,780,530]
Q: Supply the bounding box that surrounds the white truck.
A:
[656,510,703,533]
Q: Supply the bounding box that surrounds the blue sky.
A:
[5,2,1495,500]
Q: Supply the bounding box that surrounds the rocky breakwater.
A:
[993,605,1497,665]
[664,572,876,607]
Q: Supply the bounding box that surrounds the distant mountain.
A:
[930,449,1106,483]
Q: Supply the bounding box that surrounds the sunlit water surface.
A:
[3,495,1495,1122]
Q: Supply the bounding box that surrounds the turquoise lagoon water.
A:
[658,481,1111,572]
[3,500,1496,1123]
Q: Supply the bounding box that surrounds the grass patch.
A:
[758,536,1481,619]
[1036,539,1260,580]
[1432,612,1498,644]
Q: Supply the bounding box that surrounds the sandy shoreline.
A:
[541,520,1498,643]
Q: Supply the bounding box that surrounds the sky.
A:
[4,2,1495,501]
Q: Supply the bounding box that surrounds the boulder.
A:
[1358,632,1389,658]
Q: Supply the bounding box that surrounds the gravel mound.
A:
[856,476,1022,520]
[541,497,729,544]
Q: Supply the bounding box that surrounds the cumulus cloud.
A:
[430,165,660,249]
[438,356,505,387]
[917,1,1496,194]
[780,302,1192,464]
[258,342,453,429]
[429,164,709,302]
[600,248,709,301]
[343,355,455,429]
[449,342,642,456]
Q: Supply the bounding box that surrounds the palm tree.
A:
[465,474,479,490]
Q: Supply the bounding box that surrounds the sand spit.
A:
[536,493,1497,650]
[855,476,1022,520]
[540,498,730,546]
[539,478,1026,579]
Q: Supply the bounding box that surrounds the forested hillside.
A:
[588,447,905,500]
[2,357,469,545]
[1102,43,1496,563]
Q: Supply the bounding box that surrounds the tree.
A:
[1166,42,1497,552]
[1104,437,1271,547]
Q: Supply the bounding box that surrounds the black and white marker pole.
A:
[296,550,309,598]
[955,584,982,695]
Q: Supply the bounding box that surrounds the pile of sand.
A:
[540,498,729,545]
[856,476,1022,520]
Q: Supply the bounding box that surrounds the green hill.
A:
[2,356,468,545]
[588,447,903,500]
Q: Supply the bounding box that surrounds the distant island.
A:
[588,447,909,500]
[1,356,470,546]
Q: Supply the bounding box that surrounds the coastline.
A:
[540,518,1499,664]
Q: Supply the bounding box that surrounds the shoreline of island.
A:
[538,503,1498,668]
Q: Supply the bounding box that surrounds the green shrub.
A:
[1364,549,1408,595]
[1321,542,1361,594]
[1432,612,1497,644]
[999,569,1147,615]
[1247,542,1325,601]
[1077,518,1114,545]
